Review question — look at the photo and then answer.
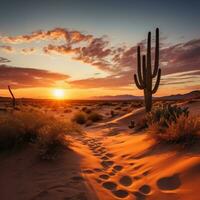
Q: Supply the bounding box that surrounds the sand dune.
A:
[0,101,199,200]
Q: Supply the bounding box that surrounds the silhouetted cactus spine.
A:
[134,28,161,112]
[8,85,16,108]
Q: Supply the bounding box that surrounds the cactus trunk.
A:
[134,28,161,112]
[144,90,152,112]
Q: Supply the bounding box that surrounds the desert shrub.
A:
[82,107,92,114]
[64,108,72,113]
[146,104,189,128]
[149,116,200,147]
[37,122,68,160]
[0,111,47,150]
[0,110,81,159]
[72,112,87,124]
[88,112,103,122]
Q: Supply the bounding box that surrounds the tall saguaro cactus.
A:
[134,28,161,112]
[8,85,16,108]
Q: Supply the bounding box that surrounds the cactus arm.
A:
[134,74,143,89]
[137,46,144,86]
[146,32,152,91]
[147,32,151,69]
[152,28,159,77]
[152,68,161,94]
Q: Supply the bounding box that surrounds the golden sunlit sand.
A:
[0,98,199,200]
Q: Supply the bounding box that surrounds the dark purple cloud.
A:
[0,65,70,89]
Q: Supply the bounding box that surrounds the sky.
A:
[0,0,199,99]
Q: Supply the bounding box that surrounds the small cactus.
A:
[134,28,161,112]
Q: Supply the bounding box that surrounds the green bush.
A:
[147,104,200,147]
[146,104,189,128]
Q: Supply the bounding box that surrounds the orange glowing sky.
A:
[0,1,199,99]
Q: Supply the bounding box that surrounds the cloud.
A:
[0,45,14,53]
[161,39,200,75]
[21,48,36,54]
[69,37,200,89]
[43,44,74,55]
[69,71,132,89]
[43,36,116,72]
[0,28,92,44]
[0,65,70,89]
[1,28,200,91]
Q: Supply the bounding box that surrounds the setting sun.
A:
[52,88,65,99]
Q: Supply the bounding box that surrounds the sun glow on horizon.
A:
[52,88,65,99]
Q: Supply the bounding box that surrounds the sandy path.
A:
[74,105,200,200]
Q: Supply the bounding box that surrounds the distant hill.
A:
[90,94,143,100]
[158,90,200,100]
[90,90,200,101]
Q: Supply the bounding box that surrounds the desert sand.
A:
[0,100,200,200]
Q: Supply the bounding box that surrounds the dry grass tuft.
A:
[0,110,81,160]
[149,115,200,147]
[72,111,103,125]
[72,112,87,124]
[87,112,102,122]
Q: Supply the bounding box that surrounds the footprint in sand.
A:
[138,185,151,194]
[94,153,102,157]
[157,174,181,190]
[101,160,114,168]
[101,156,109,160]
[132,191,146,200]
[93,168,103,172]
[99,174,110,180]
[119,176,133,186]
[142,170,151,176]
[95,178,102,183]
[113,165,123,171]
[102,181,117,190]
[112,189,129,198]
[105,153,114,158]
